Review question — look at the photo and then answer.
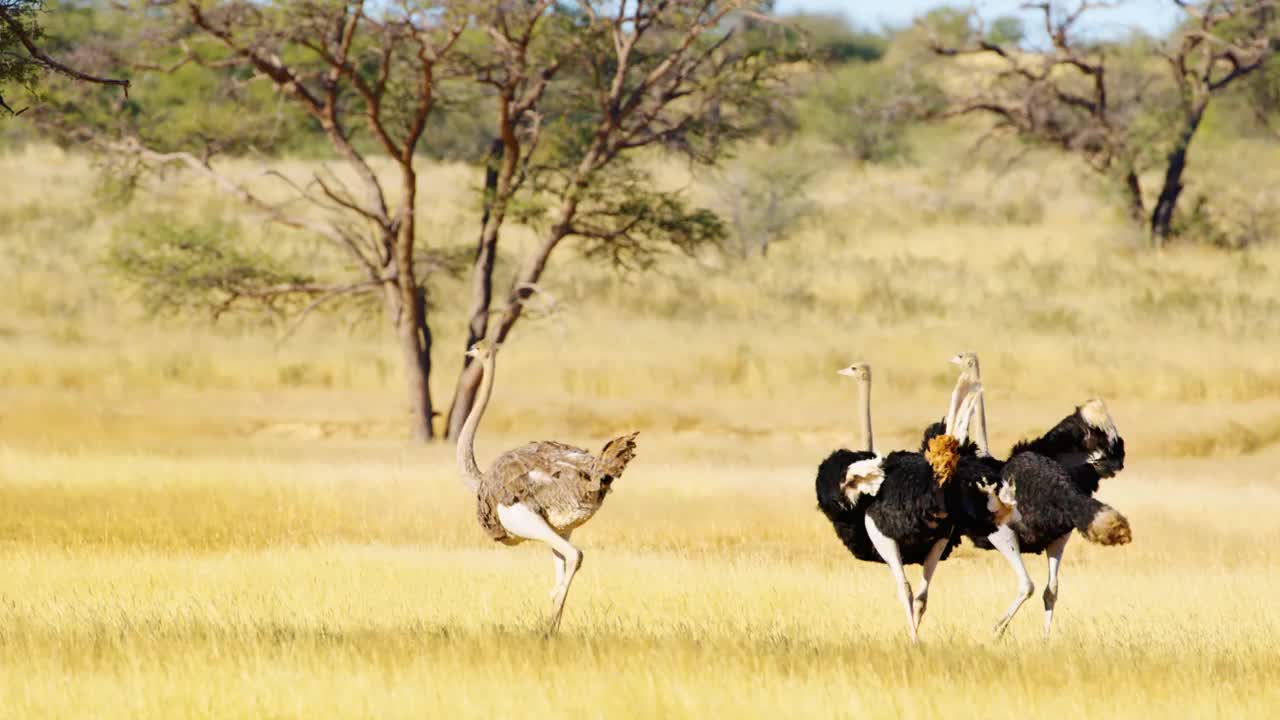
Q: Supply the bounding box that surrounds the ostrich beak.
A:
[949,353,965,366]
[837,366,857,376]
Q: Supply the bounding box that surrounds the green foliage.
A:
[10,2,309,154]
[796,60,943,163]
[0,0,44,112]
[427,77,497,163]
[503,2,786,269]
[747,13,887,65]
[985,15,1025,46]
[1241,54,1280,137]
[916,7,975,47]
[106,215,314,318]
[571,158,726,269]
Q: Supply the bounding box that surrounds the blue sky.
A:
[773,0,1185,41]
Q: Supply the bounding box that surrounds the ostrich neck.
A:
[944,375,966,436]
[973,390,990,456]
[456,351,496,493]
[858,378,874,453]
[944,370,977,436]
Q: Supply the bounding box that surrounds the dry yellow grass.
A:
[3,141,1280,718]
[4,440,1280,719]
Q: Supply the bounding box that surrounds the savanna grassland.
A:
[3,137,1280,719]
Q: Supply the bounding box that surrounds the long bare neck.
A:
[858,375,874,453]
[944,374,969,436]
[952,386,981,444]
[973,384,990,456]
[456,351,497,493]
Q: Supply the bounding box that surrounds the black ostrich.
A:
[816,363,1016,642]
[929,352,1132,637]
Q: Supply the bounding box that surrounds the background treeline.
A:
[6,1,1280,248]
[2,1,1279,445]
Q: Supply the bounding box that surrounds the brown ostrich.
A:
[455,340,639,635]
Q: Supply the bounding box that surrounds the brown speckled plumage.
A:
[454,341,640,634]
[476,434,639,544]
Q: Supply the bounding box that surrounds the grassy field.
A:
[3,141,1280,718]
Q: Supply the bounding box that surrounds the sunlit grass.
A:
[3,141,1280,717]
[2,442,1279,718]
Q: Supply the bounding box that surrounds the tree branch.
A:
[0,6,131,97]
[111,137,387,278]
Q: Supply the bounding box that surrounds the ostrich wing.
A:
[842,456,886,501]
[477,441,609,540]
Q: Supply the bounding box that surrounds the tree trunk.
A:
[444,138,503,440]
[444,129,594,442]
[467,136,505,349]
[1150,105,1205,248]
[444,219,574,440]
[385,282,434,441]
[446,129,521,440]
[390,168,435,442]
[1123,167,1145,224]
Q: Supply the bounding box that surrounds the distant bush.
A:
[710,143,817,258]
[796,61,943,163]
[746,13,887,66]
[985,15,1025,46]
[1173,191,1280,249]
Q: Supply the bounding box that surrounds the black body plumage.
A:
[1010,408,1125,478]
[815,449,880,561]
[942,455,1009,538]
[815,449,956,565]
[968,453,1112,553]
[816,444,1018,566]
[958,405,1129,554]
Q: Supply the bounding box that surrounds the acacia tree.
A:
[0,0,129,113]
[442,0,782,438]
[54,0,783,442]
[87,0,469,440]
[929,0,1279,247]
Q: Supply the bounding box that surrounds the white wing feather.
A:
[842,456,885,500]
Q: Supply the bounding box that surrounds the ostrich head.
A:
[465,339,495,360]
[1079,397,1125,476]
[949,351,981,380]
[837,362,871,381]
[977,479,1020,525]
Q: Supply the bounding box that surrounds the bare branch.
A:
[275,280,380,344]
[0,6,131,97]
[110,138,387,275]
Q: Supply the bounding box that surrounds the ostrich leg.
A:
[987,523,1035,638]
[550,530,574,601]
[865,515,918,643]
[1042,533,1070,638]
[913,537,950,630]
[552,551,566,601]
[497,503,584,636]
